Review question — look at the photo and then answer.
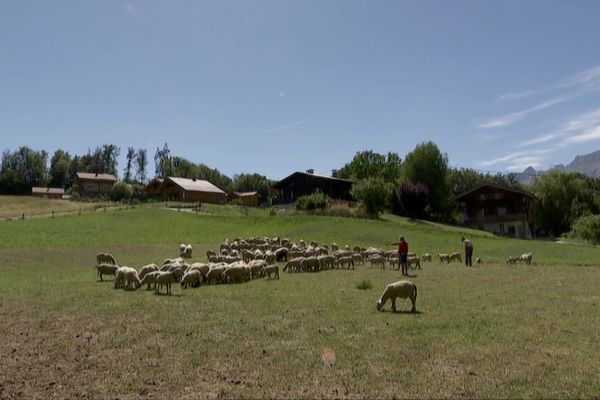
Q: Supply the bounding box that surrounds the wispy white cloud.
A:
[477,148,554,167]
[265,120,308,133]
[477,94,576,129]
[498,65,600,101]
[519,107,600,147]
[125,4,138,17]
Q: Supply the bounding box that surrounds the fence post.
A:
[52,211,55,219]
[22,213,25,220]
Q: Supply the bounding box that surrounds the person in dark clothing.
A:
[462,236,473,266]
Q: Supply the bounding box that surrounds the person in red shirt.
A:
[398,236,409,276]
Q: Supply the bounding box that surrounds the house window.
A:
[508,226,516,236]
[497,207,507,216]
[499,224,505,233]
[494,192,504,200]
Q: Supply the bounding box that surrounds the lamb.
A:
[420,253,432,262]
[96,253,117,265]
[438,253,451,263]
[180,269,202,288]
[519,252,533,265]
[95,263,119,281]
[138,264,159,280]
[449,252,462,263]
[476,257,482,264]
[407,256,421,270]
[376,280,417,313]
[337,256,354,270]
[262,264,280,279]
[507,256,518,265]
[180,244,193,258]
[140,271,160,290]
[155,271,175,295]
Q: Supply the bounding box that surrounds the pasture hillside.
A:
[0,195,101,219]
[0,206,599,399]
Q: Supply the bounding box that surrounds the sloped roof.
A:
[32,187,65,194]
[76,172,117,182]
[455,183,534,201]
[231,191,260,197]
[273,171,352,188]
[165,177,225,194]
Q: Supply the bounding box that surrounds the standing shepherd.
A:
[462,236,473,266]
[398,236,409,276]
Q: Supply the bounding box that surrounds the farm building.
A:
[271,170,353,204]
[228,191,261,207]
[456,183,534,239]
[145,178,163,199]
[31,187,65,199]
[154,176,226,203]
[74,172,117,198]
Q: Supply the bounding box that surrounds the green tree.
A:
[401,142,451,221]
[49,149,72,188]
[337,150,401,183]
[532,171,597,236]
[231,173,273,200]
[350,177,392,217]
[123,147,135,182]
[0,147,49,194]
[135,148,148,183]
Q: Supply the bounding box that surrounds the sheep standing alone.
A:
[376,280,417,313]
[95,264,119,281]
[519,252,533,265]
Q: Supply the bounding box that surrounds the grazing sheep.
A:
[274,247,289,262]
[449,252,462,263]
[421,253,432,262]
[114,266,136,289]
[262,265,280,279]
[95,263,119,281]
[300,257,320,272]
[180,244,193,258]
[249,260,267,279]
[318,255,335,270]
[284,257,304,273]
[352,254,364,266]
[476,257,482,264]
[376,280,417,313]
[96,253,117,265]
[388,256,400,270]
[181,270,202,288]
[438,253,451,263]
[519,252,533,265]
[205,265,228,284]
[155,271,175,295]
[140,271,160,290]
[138,264,159,280]
[124,269,141,290]
[407,252,416,258]
[337,256,355,270]
[407,256,421,270]
[222,265,250,284]
[188,263,211,282]
[368,255,386,269]
[507,256,518,265]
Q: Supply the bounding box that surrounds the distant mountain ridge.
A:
[512,149,600,184]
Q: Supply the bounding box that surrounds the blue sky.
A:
[1,1,600,179]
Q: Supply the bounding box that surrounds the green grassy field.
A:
[0,195,103,219]
[1,204,599,398]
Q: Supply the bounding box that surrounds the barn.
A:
[271,170,353,204]
[228,191,262,207]
[31,187,65,199]
[155,176,226,203]
[74,173,117,198]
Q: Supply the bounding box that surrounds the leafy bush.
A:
[391,182,430,219]
[269,207,277,216]
[355,279,373,290]
[295,193,330,211]
[111,182,133,202]
[350,177,392,217]
[571,214,600,244]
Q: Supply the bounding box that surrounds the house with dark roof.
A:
[228,191,262,207]
[455,183,534,239]
[271,170,353,204]
[155,176,226,203]
[31,187,65,199]
[74,172,117,198]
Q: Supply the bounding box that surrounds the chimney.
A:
[331,169,338,178]
[306,169,314,174]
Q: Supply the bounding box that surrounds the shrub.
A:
[350,177,392,217]
[571,214,600,244]
[269,208,277,216]
[355,279,373,290]
[392,182,430,219]
[111,182,133,202]
[296,193,330,211]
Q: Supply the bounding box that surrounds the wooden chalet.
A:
[155,176,226,203]
[455,183,534,239]
[31,187,65,199]
[271,170,353,204]
[74,172,117,198]
[228,191,261,207]
[145,178,164,199]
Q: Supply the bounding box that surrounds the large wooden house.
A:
[74,172,117,198]
[228,191,261,207]
[455,184,534,239]
[153,176,226,203]
[271,170,353,204]
[31,187,65,199]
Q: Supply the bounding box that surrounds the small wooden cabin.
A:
[31,187,65,199]
[74,172,117,198]
[271,170,353,204]
[156,176,226,203]
[228,191,261,207]
[456,183,534,239]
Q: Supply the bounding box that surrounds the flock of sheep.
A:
[94,237,534,311]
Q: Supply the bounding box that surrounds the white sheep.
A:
[140,271,160,290]
[262,265,279,279]
[96,253,117,265]
[368,255,386,269]
[205,265,228,284]
[421,253,432,262]
[407,256,421,270]
[124,269,141,290]
[507,256,518,265]
[438,253,451,263]
[519,252,533,265]
[449,252,462,263]
[376,280,417,313]
[114,266,136,289]
[95,264,119,281]
[476,257,482,264]
[337,256,354,270]
[222,265,250,284]
[181,269,202,288]
[155,271,175,295]
[138,264,159,280]
[284,257,304,273]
